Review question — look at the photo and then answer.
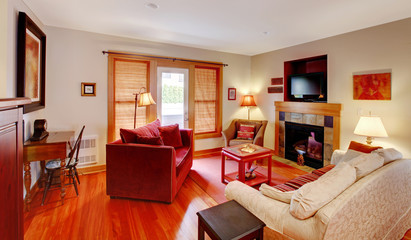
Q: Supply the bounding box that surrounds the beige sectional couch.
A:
[225,150,411,239]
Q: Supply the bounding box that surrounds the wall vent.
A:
[77,135,98,166]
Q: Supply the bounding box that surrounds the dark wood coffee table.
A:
[221,144,272,187]
[197,200,265,240]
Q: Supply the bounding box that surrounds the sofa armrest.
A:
[225,181,290,232]
[330,149,346,165]
[106,142,177,202]
[225,180,329,240]
[222,119,237,147]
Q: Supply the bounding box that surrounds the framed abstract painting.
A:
[17,12,47,113]
[353,70,391,100]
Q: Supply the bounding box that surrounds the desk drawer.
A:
[24,143,67,162]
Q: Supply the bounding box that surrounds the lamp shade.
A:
[354,116,388,138]
[240,95,257,107]
[138,92,156,107]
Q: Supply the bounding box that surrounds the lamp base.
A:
[366,136,373,145]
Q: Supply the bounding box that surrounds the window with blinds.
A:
[194,66,221,137]
[109,57,150,141]
[106,51,223,142]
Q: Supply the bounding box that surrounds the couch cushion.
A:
[348,141,382,153]
[136,135,164,145]
[158,124,183,148]
[343,152,384,179]
[289,162,357,220]
[339,149,366,163]
[175,146,190,176]
[120,119,161,143]
[372,148,403,165]
[260,183,295,203]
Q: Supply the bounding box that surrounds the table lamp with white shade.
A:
[354,116,388,145]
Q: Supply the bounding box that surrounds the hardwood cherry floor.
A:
[24,172,217,240]
[24,158,411,239]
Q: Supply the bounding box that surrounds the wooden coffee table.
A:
[221,144,272,187]
[197,200,266,240]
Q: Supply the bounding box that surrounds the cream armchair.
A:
[221,119,268,147]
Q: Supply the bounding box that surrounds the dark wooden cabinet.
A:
[284,55,328,101]
[0,98,30,240]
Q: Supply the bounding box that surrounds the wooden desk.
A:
[23,131,74,210]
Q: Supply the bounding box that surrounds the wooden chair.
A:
[41,126,85,205]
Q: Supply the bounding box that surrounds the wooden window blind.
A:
[108,57,150,141]
[194,66,221,137]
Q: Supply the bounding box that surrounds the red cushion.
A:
[175,146,190,176]
[237,131,254,140]
[237,124,255,140]
[348,141,382,153]
[239,124,255,133]
[136,135,164,145]
[120,119,161,143]
[158,124,183,148]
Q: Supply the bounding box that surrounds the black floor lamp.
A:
[134,87,156,128]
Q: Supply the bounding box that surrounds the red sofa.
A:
[106,129,193,203]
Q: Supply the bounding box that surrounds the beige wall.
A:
[0,0,7,97]
[4,0,410,192]
[43,26,251,164]
[251,18,411,158]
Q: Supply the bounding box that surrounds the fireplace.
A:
[285,122,324,169]
[275,101,342,167]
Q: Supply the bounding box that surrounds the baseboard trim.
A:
[194,147,222,158]
[78,164,106,175]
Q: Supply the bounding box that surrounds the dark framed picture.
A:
[81,82,96,96]
[17,12,46,114]
[228,88,236,100]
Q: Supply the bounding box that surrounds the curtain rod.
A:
[102,51,228,67]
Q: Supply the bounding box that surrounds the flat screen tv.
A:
[287,72,327,102]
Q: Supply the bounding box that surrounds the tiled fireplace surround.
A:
[274,102,342,167]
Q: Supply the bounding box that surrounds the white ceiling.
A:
[22,0,411,56]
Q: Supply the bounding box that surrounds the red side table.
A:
[221,144,272,187]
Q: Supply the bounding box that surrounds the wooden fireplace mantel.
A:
[274,101,341,117]
[274,101,342,164]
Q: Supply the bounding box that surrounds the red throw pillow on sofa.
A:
[120,119,161,143]
[158,124,183,148]
[136,135,164,145]
[348,141,382,153]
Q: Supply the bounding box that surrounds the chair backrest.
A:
[66,125,85,167]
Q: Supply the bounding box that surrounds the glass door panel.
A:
[157,67,189,128]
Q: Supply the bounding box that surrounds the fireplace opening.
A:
[285,122,324,169]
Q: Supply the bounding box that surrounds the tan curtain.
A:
[195,67,217,134]
[113,58,149,139]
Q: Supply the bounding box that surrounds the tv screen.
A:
[288,72,326,102]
